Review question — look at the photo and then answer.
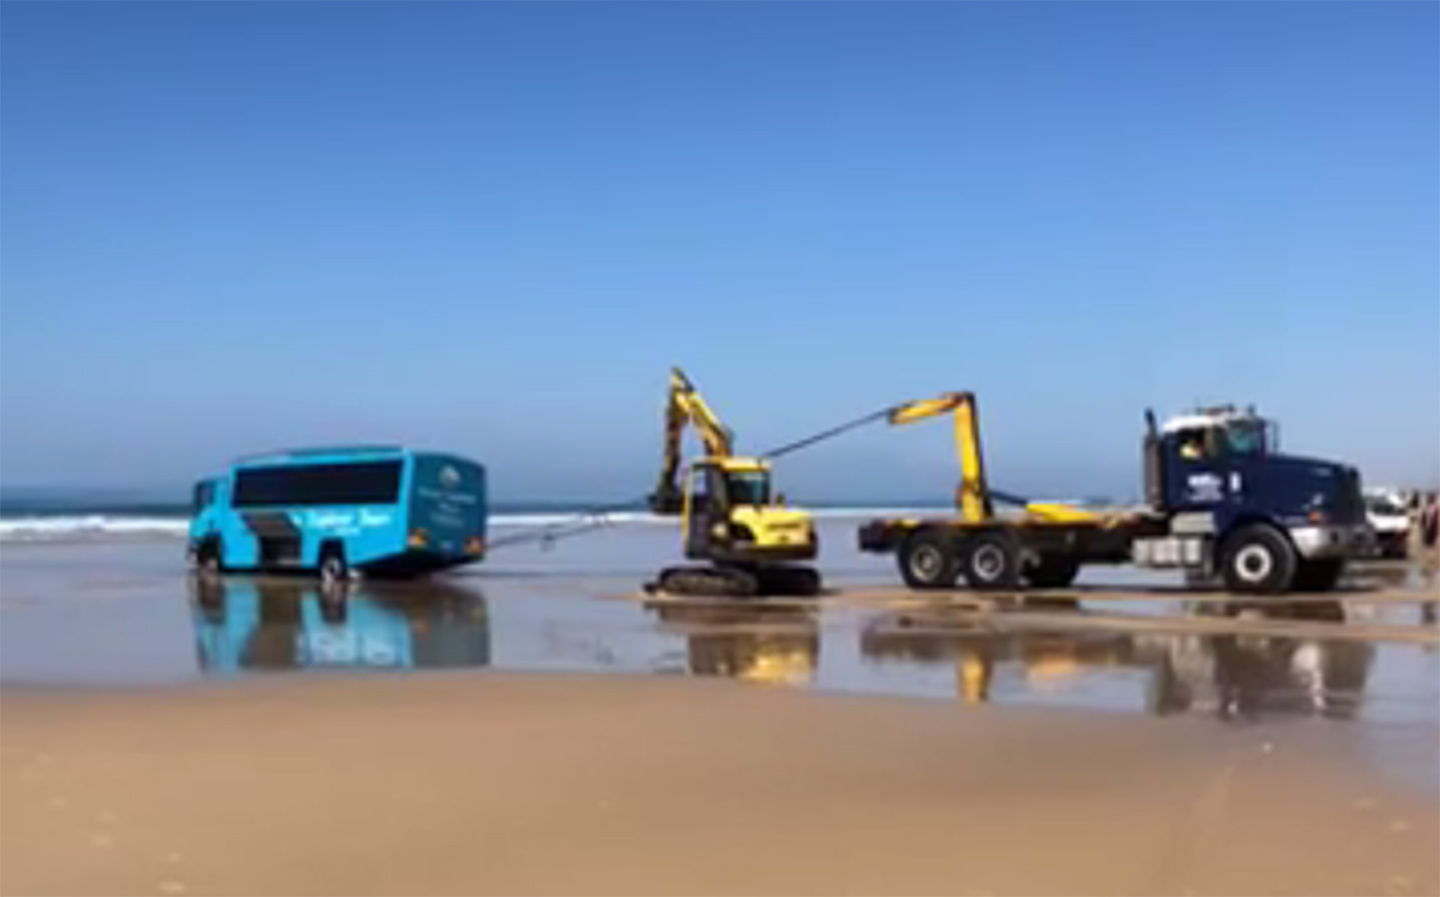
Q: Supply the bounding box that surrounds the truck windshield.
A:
[1222,420,1268,457]
[725,471,772,506]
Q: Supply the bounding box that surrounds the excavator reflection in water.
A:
[861,607,1375,721]
[189,575,490,673]
[642,600,820,687]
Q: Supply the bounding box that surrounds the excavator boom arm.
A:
[652,367,736,513]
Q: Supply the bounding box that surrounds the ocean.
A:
[0,492,964,543]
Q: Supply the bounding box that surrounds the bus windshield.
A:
[192,479,215,512]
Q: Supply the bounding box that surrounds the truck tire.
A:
[1023,553,1080,589]
[1220,524,1297,595]
[898,530,958,590]
[1293,558,1345,593]
[961,531,1021,591]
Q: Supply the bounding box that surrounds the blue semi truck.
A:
[858,401,1369,595]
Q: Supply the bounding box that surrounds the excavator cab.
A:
[680,458,815,565]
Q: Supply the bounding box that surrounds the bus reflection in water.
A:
[188,575,491,674]
[643,600,820,687]
[860,613,1374,721]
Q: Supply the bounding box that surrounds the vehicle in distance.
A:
[1363,489,1411,559]
[189,446,487,581]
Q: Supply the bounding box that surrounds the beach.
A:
[2,518,1438,895]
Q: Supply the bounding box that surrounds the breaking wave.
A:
[0,506,943,543]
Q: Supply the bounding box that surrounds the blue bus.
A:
[189,446,487,581]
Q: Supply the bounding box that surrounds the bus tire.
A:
[318,545,348,587]
[961,531,1021,591]
[898,530,958,590]
[195,540,223,578]
[1220,524,1296,595]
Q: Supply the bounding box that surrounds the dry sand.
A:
[3,673,1437,897]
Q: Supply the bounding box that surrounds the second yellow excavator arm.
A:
[886,392,993,523]
[888,392,1101,525]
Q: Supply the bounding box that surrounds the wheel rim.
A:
[910,545,944,581]
[972,544,1006,582]
[1234,544,1273,583]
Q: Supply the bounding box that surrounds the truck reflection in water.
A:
[642,600,819,687]
[189,576,490,674]
[861,608,1374,721]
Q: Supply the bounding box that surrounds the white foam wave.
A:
[0,506,950,543]
[0,515,191,542]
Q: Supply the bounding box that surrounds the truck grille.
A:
[1334,469,1364,524]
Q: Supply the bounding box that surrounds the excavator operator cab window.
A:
[724,470,772,507]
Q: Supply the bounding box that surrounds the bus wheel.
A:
[961,531,1021,591]
[1221,524,1296,595]
[195,541,222,579]
[319,547,348,587]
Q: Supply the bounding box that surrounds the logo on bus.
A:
[439,465,461,489]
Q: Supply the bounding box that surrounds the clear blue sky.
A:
[2,2,1436,502]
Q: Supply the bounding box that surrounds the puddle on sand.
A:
[3,566,1436,790]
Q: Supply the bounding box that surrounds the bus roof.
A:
[231,445,407,467]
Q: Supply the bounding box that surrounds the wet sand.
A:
[3,526,1438,895]
[4,672,1438,897]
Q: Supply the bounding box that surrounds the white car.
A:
[1364,490,1410,559]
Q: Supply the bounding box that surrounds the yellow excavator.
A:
[646,368,820,597]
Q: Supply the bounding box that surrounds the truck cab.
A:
[1138,405,1368,593]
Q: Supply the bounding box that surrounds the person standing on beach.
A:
[1420,493,1440,622]
[1422,492,1439,555]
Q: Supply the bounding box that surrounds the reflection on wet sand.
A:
[189,576,491,673]
[861,608,1375,721]
[643,600,820,687]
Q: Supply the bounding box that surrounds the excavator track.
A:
[648,565,822,598]
[652,566,759,598]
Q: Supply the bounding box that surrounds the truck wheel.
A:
[1023,553,1080,589]
[898,530,957,590]
[961,531,1021,591]
[1293,558,1345,593]
[1220,524,1297,595]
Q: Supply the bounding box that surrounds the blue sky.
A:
[2,2,1436,502]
